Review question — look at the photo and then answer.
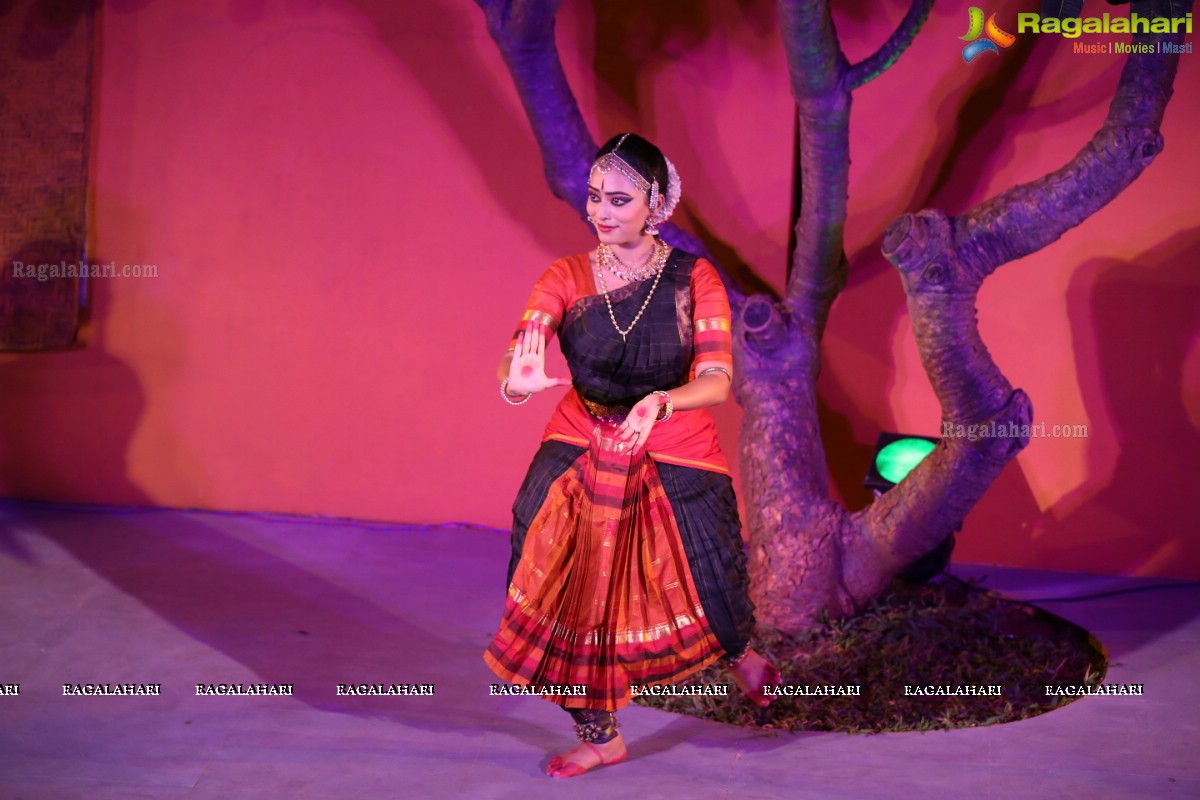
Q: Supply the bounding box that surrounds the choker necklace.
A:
[598,237,670,282]
[594,256,666,343]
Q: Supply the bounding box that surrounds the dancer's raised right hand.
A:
[505,321,570,397]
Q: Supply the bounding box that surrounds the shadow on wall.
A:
[911,16,1124,217]
[938,226,1200,584]
[0,239,199,514]
[0,245,552,747]
[0,260,523,736]
[585,0,786,299]
[342,0,585,260]
[0,253,145,516]
[1052,226,1200,576]
[343,0,787,295]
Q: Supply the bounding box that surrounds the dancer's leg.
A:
[546,709,627,778]
[727,647,780,707]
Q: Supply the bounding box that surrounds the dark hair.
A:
[593,133,669,200]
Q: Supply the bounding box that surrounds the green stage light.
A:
[863,432,940,493]
[875,437,938,485]
[863,431,955,584]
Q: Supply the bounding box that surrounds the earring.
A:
[643,217,659,236]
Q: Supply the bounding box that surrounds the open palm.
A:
[506,321,570,396]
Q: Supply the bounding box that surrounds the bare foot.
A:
[729,648,780,707]
[545,735,628,778]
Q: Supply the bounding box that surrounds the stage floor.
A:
[0,501,1195,799]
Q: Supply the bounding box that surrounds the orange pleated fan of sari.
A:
[484,424,725,710]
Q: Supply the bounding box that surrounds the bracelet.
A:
[652,390,673,421]
[500,379,531,405]
[698,366,732,382]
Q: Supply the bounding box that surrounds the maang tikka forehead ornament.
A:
[590,133,682,223]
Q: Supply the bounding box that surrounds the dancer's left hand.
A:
[617,394,663,457]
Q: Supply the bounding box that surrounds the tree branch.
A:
[777,0,845,100]
[845,0,936,91]
[846,388,1032,604]
[852,0,1191,605]
[736,295,857,627]
[843,208,1037,609]
[954,2,1188,279]
[474,0,748,308]
[732,0,850,535]
[474,0,595,213]
[883,210,1014,423]
[777,0,851,339]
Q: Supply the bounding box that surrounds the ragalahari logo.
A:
[960,7,1017,62]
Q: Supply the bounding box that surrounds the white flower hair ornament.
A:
[644,157,681,236]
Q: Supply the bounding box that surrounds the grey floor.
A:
[0,501,1195,799]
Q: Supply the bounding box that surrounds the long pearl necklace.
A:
[594,247,669,342]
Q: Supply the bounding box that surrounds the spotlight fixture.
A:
[863,432,956,584]
[863,432,939,493]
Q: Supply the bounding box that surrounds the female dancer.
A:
[485,133,778,778]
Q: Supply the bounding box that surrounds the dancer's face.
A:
[587,169,652,247]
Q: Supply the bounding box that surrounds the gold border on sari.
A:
[695,316,730,333]
[520,309,559,331]
[509,587,708,645]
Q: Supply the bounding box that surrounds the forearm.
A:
[655,367,731,412]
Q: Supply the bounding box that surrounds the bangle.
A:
[698,366,732,382]
[500,379,531,405]
[652,390,673,421]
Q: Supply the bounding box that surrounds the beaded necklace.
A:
[593,247,670,342]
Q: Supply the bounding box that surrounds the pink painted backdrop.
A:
[0,0,1196,579]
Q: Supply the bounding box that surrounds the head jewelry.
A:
[590,134,682,230]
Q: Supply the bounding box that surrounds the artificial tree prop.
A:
[473,0,1190,632]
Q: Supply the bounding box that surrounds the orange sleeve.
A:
[690,258,733,374]
[509,259,572,349]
